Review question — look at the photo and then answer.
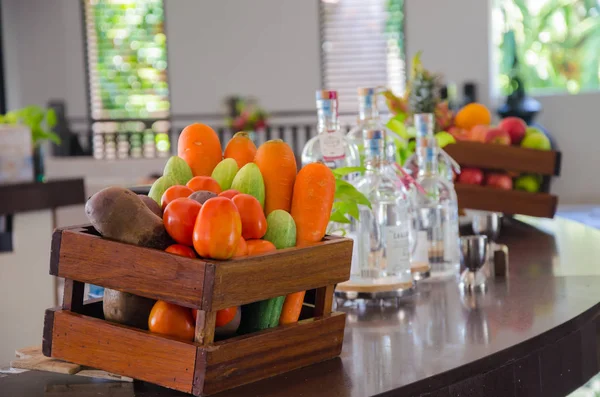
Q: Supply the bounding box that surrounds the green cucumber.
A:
[163,156,193,185]
[263,210,296,249]
[148,175,177,205]
[230,163,265,208]
[239,297,285,334]
[211,158,238,191]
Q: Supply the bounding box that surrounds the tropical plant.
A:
[226,97,269,132]
[0,106,60,147]
[495,0,600,94]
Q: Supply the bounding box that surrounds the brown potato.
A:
[103,288,155,330]
[138,194,162,217]
[188,190,217,204]
[85,186,171,250]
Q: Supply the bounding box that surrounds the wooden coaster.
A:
[336,280,414,293]
[411,263,430,273]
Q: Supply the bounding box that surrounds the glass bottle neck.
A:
[359,98,379,122]
[417,146,438,177]
[364,130,386,171]
[414,113,435,146]
[316,98,339,133]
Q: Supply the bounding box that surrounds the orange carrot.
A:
[178,123,223,176]
[284,163,336,325]
[224,132,257,168]
[254,139,297,215]
[290,162,336,244]
[279,291,306,325]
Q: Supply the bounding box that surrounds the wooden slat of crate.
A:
[48,309,197,394]
[196,312,346,395]
[50,228,209,309]
[445,141,561,176]
[209,237,353,311]
[455,184,558,218]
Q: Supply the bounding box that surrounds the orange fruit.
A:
[177,123,223,177]
[455,103,492,130]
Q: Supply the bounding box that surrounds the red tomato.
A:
[161,185,194,210]
[216,307,237,327]
[163,198,202,246]
[219,189,240,200]
[165,244,196,258]
[193,197,241,260]
[191,309,198,322]
[232,194,267,239]
[148,301,195,341]
[233,236,248,257]
[246,239,276,256]
[187,176,222,194]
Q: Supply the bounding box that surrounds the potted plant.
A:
[0,105,60,182]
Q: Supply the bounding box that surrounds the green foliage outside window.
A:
[494,0,600,95]
[85,0,170,120]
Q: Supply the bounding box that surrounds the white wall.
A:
[2,0,599,204]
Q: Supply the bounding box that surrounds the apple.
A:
[521,132,551,151]
[484,128,511,145]
[498,117,527,145]
[457,168,484,185]
[448,126,469,141]
[469,125,489,142]
[514,174,541,193]
[486,173,513,190]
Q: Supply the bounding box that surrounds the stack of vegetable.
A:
[86,123,339,342]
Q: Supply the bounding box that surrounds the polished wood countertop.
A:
[2,216,600,396]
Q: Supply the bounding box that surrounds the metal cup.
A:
[471,212,501,242]
[459,235,488,292]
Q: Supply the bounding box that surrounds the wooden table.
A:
[2,216,600,397]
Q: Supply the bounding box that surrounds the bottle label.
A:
[385,225,410,273]
[319,131,346,161]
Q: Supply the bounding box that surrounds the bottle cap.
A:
[357,87,376,97]
[364,129,383,140]
[316,90,338,100]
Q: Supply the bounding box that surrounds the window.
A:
[83,0,171,159]
[493,0,600,95]
[319,0,405,112]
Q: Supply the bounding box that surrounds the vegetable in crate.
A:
[148,175,178,205]
[163,198,202,246]
[224,131,257,168]
[193,197,242,260]
[163,156,193,185]
[263,210,296,249]
[211,158,239,191]
[188,190,217,205]
[148,300,195,342]
[187,176,222,194]
[138,194,162,217]
[178,123,223,177]
[254,139,297,215]
[233,236,248,257]
[165,244,196,258]
[103,289,156,330]
[161,185,193,209]
[85,186,171,250]
[219,189,240,200]
[230,163,266,208]
[232,194,267,239]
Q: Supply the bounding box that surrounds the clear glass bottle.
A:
[413,140,460,277]
[404,113,457,182]
[346,88,397,166]
[351,128,413,290]
[302,90,360,170]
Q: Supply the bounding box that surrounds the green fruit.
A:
[163,156,193,185]
[525,127,541,136]
[263,210,297,249]
[230,163,265,208]
[148,175,177,205]
[521,132,551,151]
[211,158,239,191]
[515,175,541,193]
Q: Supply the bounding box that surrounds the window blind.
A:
[319,0,405,112]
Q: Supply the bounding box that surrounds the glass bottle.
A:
[404,113,458,183]
[347,87,397,166]
[413,140,460,277]
[301,90,360,170]
[351,128,413,292]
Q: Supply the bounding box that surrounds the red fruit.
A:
[498,117,527,145]
[161,185,194,210]
[484,128,511,145]
[486,173,513,190]
[219,189,240,200]
[163,198,202,246]
[458,168,484,185]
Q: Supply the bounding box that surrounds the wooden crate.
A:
[444,141,561,218]
[43,225,353,396]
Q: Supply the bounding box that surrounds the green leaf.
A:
[386,117,410,140]
[333,200,360,220]
[332,166,365,177]
[330,209,351,224]
[45,108,57,128]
